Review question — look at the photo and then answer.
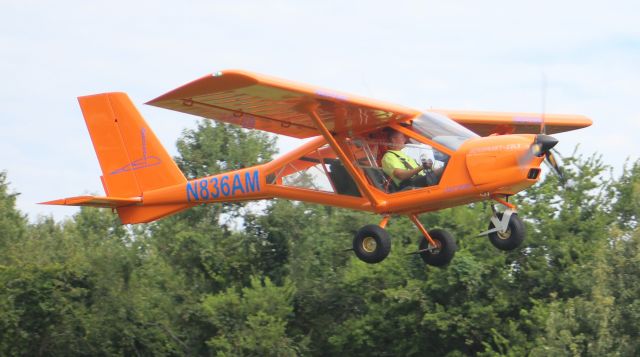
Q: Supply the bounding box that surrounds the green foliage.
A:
[175,120,276,179]
[0,208,192,355]
[202,276,304,356]
[612,160,640,230]
[0,171,26,255]
[2,129,640,356]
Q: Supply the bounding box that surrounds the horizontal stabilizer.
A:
[41,195,141,208]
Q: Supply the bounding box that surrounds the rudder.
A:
[79,92,189,223]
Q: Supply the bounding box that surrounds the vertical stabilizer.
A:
[78,92,189,223]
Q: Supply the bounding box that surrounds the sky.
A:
[1,0,639,222]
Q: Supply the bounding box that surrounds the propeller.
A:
[518,134,558,167]
[544,148,574,187]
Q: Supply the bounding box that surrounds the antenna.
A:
[540,72,547,135]
[360,72,375,98]
[538,72,568,185]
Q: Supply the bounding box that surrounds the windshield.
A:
[410,112,478,150]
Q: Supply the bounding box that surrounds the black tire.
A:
[353,225,391,264]
[419,229,456,267]
[488,213,525,251]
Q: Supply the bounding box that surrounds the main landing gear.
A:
[352,214,457,266]
[352,224,392,264]
[351,197,525,265]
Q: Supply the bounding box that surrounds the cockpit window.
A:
[410,112,478,150]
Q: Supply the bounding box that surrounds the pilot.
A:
[381,128,438,190]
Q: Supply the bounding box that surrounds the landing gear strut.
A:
[478,196,526,251]
[410,214,457,267]
[417,229,457,266]
[352,214,457,266]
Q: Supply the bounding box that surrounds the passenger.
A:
[381,128,438,190]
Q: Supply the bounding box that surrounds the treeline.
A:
[1,121,639,356]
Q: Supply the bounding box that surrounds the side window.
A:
[351,129,451,193]
[267,144,363,197]
[266,132,451,197]
[346,137,391,193]
[402,139,450,186]
[341,135,451,194]
[405,140,449,172]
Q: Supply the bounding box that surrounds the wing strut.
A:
[303,103,384,208]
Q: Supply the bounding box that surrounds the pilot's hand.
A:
[422,159,433,171]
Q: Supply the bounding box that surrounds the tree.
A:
[201,276,305,356]
[612,160,640,230]
[148,120,278,288]
[4,140,640,355]
[0,206,193,355]
[139,121,281,353]
[0,171,26,256]
[176,120,276,179]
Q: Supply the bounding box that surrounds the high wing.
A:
[147,70,420,138]
[433,109,592,136]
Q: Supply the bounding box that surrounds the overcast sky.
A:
[1,0,638,221]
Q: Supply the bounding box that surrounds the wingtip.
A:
[39,196,94,206]
[40,195,142,208]
[145,69,259,106]
[39,199,66,205]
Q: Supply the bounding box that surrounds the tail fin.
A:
[77,92,189,223]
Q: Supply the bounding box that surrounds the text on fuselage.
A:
[186,170,260,202]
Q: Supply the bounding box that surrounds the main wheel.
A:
[353,225,391,264]
[419,229,456,266]
[488,213,525,251]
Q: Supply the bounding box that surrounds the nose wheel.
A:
[478,197,526,251]
[486,212,525,251]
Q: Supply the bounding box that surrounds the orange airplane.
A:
[42,70,591,266]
